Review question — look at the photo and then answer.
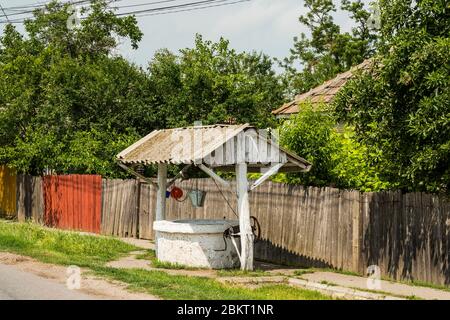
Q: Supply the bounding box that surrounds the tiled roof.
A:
[273,59,373,116]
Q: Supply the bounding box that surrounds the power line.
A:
[0,0,123,23]
[116,0,226,16]
[0,0,96,19]
[133,0,250,18]
[115,0,245,17]
[112,0,180,10]
[0,3,11,23]
[0,0,102,21]
[0,0,252,24]
[0,0,93,10]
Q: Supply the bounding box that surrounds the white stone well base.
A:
[153,219,240,269]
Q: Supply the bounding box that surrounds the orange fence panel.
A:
[43,175,102,233]
[0,165,17,218]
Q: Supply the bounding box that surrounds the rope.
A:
[211,178,239,218]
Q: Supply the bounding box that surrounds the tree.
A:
[147,35,284,128]
[281,0,377,96]
[277,104,391,191]
[279,104,339,186]
[24,0,142,57]
[0,0,152,176]
[334,0,449,192]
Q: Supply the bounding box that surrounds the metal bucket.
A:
[188,190,206,208]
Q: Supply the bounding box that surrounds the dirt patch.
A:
[0,252,33,264]
[0,252,159,300]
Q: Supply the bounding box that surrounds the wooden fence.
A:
[2,174,449,286]
[16,175,44,223]
[97,178,449,286]
[0,166,16,218]
[101,179,140,238]
[43,175,102,233]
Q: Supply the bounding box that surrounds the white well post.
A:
[236,162,254,271]
[156,163,167,221]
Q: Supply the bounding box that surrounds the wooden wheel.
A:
[250,216,261,242]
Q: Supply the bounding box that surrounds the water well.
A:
[117,124,311,270]
[153,219,240,269]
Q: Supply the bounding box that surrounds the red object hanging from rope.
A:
[170,186,184,200]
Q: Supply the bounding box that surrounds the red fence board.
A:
[43,175,102,233]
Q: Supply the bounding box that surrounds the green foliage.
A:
[279,104,339,186]
[334,0,450,192]
[278,104,392,191]
[1,128,139,177]
[148,35,284,128]
[24,0,143,56]
[281,0,377,96]
[0,1,151,176]
[331,127,394,192]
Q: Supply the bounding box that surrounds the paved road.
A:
[0,263,96,300]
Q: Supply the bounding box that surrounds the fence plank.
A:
[101,179,138,238]
[0,166,16,218]
[16,175,44,223]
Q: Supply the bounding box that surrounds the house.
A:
[272,59,373,118]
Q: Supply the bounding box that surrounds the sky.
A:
[0,0,369,69]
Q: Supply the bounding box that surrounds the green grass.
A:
[93,267,331,300]
[135,250,156,261]
[135,249,203,270]
[0,220,137,267]
[293,269,316,277]
[292,267,359,279]
[0,220,332,300]
[151,260,202,270]
[217,269,268,277]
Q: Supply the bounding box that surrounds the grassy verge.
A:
[0,220,137,267]
[293,269,316,277]
[93,267,330,300]
[0,220,331,300]
[217,269,268,277]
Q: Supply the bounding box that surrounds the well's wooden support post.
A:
[155,163,168,222]
[155,163,167,255]
[236,162,254,270]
